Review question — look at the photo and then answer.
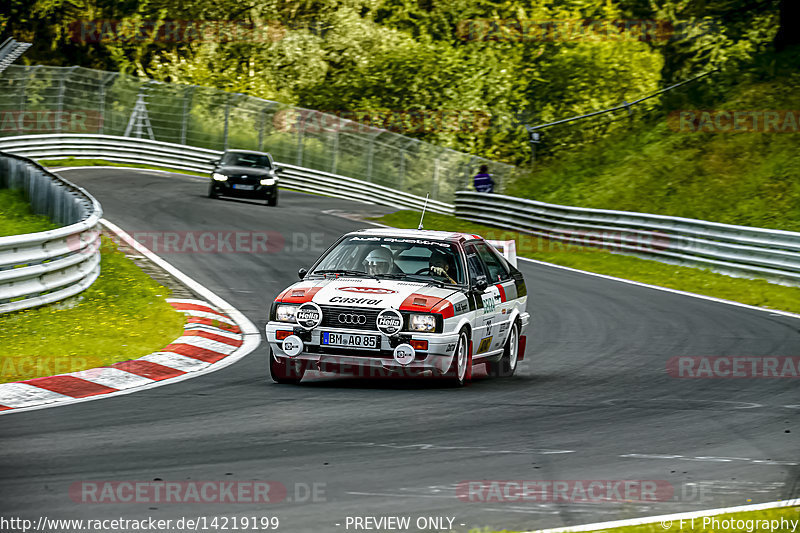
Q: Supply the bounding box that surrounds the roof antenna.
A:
[418,194,429,230]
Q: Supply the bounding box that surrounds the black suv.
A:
[209,150,283,206]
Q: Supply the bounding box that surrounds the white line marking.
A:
[52,166,207,181]
[521,498,800,533]
[517,256,800,321]
[360,215,800,320]
[0,218,261,416]
[619,453,798,466]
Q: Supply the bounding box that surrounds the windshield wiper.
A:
[311,269,367,277]
[374,273,449,288]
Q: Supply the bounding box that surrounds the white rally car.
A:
[265,228,530,386]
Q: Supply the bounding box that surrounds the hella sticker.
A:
[376,308,403,336]
[296,302,322,330]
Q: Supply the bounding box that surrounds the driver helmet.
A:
[363,247,394,275]
[429,251,452,272]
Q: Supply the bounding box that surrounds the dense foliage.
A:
[1,0,790,165]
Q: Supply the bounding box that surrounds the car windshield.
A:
[222,152,272,168]
[310,235,465,285]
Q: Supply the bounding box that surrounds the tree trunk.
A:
[774,0,800,51]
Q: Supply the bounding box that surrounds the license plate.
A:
[322,332,379,349]
[233,184,255,190]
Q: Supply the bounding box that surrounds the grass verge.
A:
[479,505,799,533]
[38,157,208,178]
[0,236,187,383]
[505,54,800,232]
[0,189,60,237]
[373,210,800,315]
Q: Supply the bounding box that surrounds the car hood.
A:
[278,277,460,311]
[217,165,273,177]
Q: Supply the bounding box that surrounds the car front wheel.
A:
[208,183,218,199]
[444,329,471,387]
[270,350,305,384]
[266,190,278,206]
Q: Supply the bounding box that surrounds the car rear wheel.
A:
[444,329,471,387]
[270,350,305,384]
[488,321,519,378]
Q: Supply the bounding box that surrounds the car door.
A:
[464,243,502,357]
[472,240,514,352]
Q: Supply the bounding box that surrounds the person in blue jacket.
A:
[473,164,494,193]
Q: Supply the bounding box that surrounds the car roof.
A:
[348,227,483,243]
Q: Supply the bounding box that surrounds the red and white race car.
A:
[265,228,530,386]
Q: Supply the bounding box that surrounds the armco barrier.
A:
[0,152,103,313]
[3,134,798,287]
[456,191,800,286]
[0,134,454,215]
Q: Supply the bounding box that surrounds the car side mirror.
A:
[274,167,284,174]
[209,159,219,166]
[298,268,307,280]
[474,278,488,292]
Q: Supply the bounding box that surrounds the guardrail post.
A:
[55,67,74,133]
[223,93,230,151]
[181,85,194,145]
[258,108,266,151]
[97,71,116,135]
[296,113,305,166]
[365,131,380,182]
[330,126,339,175]
[432,152,441,201]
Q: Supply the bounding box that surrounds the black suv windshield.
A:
[309,236,465,285]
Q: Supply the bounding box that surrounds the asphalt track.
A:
[1,167,798,533]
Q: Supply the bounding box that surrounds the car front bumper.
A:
[212,181,277,197]
[265,322,461,376]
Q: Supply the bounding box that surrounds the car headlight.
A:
[212,172,228,181]
[260,178,276,186]
[275,304,298,323]
[409,314,436,332]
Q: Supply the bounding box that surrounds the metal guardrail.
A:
[0,153,103,314]
[456,191,800,286]
[0,134,455,215]
[5,134,796,288]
